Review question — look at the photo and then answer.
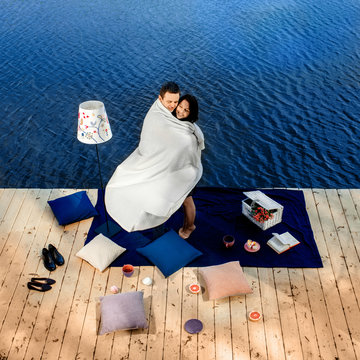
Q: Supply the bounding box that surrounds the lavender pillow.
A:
[99,291,148,335]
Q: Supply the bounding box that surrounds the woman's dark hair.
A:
[172,94,199,123]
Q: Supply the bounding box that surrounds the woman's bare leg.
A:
[178,196,196,239]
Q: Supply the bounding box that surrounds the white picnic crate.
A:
[242,190,283,230]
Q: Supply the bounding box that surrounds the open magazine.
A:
[267,232,300,254]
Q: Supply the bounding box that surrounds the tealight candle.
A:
[142,277,153,286]
[110,285,119,294]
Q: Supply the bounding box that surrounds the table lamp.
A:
[77,100,121,237]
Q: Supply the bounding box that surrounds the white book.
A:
[267,232,300,254]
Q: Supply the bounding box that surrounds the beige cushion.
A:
[76,233,126,272]
[199,261,252,300]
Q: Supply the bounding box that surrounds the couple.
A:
[105,82,205,239]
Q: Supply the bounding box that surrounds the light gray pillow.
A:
[99,291,148,335]
[76,233,126,272]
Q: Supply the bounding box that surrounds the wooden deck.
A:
[0,188,359,360]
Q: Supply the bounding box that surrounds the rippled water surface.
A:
[1,0,359,188]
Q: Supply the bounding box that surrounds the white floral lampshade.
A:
[77,100,112,144]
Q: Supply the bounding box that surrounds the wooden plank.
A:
[26,219,93,359]
[350,189,360,218]
[0,189,39,286]
[33,190,92,360]
[302,189,338,359]
[339,189,360,259]
[93,266,122,360]
[312,189,356,359]
[288,268,321,360]
[6,193,61,360]
[22,190,84,360]
[244,267,267,360]
[4,190,62,358]
[145,267,168,360]
[163,269,183,360]
[36,189,97,360]
[0,188,15,222]
[127,266,154,360]
[180,267,198,360]
[229,294,249,360]
[75,266,109,360]
[313,189,336,233]
[198,267,216,360]
[273,268,303,359]
[303,268,336,360]
[302,189,322,232]
[0,189,51,359]
[109,265,139,359]
[0,188,26,232]
[258,268,285,360]
[339,189,360,298]
[342,189,360,232]
[58,265,95,359]
[27,219,81,359]
[214,297,232,360]
[326,189,360,358]
[0,188,27,254]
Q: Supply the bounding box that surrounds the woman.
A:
[172,94,200,239]
[173,94,199,123]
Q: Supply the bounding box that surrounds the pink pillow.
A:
[199,261,252,300]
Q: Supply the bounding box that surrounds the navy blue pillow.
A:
[48,191,98,225]
[136,229,203,277]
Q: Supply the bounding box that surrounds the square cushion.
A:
[99,291,148,334]
[48,191,98,225]
[136,229,202,278]
[199,261,252,300]
[76,233,126,272]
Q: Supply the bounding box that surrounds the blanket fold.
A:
[105,99,204,232]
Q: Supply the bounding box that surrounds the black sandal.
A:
[27,281,52,292]
[31,277,56,285]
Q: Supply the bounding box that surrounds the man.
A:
[105,82,204,234]
[158,81,180,112]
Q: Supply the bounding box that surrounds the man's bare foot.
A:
[178,225,196,239]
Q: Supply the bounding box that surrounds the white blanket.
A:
[105,99,205,232]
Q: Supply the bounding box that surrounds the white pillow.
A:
[76,234,126,272]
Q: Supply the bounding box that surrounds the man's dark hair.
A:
[172,94,199,123]
[159,81,180,98]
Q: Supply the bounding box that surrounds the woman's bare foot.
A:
[178,225,196,239]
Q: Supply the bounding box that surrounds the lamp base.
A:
[95,220,122,238]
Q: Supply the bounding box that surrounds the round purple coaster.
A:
[184,319,203,334]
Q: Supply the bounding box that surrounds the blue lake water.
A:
[1,0,359,189]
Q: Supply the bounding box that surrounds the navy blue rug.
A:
[85,188,323,268]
